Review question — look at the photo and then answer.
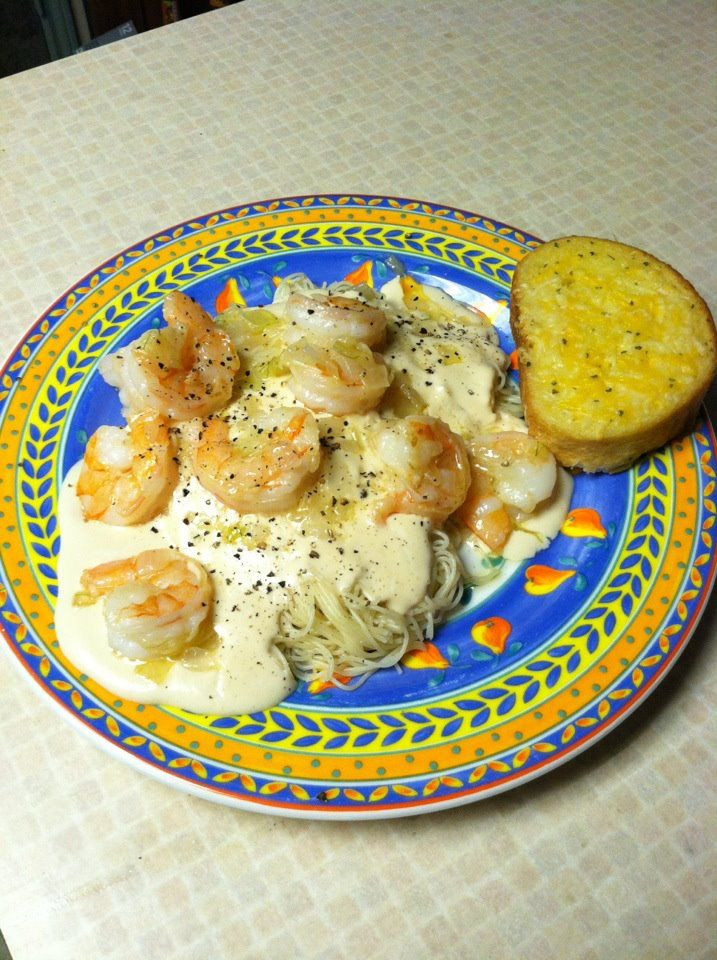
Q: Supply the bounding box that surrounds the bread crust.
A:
[510,236,716,473]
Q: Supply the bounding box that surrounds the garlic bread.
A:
[510,236,716,472]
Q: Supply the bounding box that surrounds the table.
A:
[1,2,715,957]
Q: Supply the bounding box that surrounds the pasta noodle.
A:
[276,529,463,681]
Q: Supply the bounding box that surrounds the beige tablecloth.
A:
[1,2,715,958]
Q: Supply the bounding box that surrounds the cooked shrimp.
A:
[287,337,390,415]
[100,290,240,420]
[377,415,470,524]
[77,549,212,660]
[284,292,388,347]
[76,410,176,525]
[457,432,557,551]
[194,407,321,514]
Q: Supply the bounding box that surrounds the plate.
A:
[1,194,715,819]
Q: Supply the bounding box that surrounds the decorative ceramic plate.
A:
[1,195,715,819]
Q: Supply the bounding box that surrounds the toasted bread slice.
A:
[510,236,716,473]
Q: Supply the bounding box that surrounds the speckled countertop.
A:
[0,2,715,958]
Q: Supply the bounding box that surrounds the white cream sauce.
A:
[55,419,434,714]
[56,463,296,714]
[497,467,573,562]
[381,276,501,435]
[55,274,572,715]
